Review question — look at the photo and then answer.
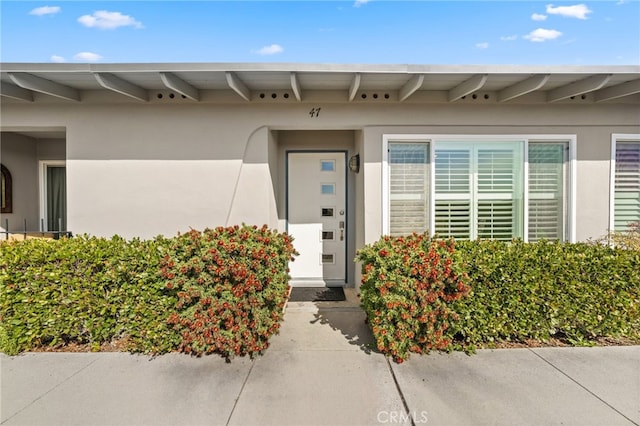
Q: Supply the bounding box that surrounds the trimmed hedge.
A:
[0,236,176,355]
[358,236,640,361]
[0,225,297,358]
[452,240,640,349]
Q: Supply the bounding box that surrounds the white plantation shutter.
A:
[528,143,567,241]
[389,143,429,236]
[435,149,471,239]
[434,144,522,241]
[614,142,640,231]
[477,148,522,241]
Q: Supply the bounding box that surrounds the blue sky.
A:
[1,1,638,65]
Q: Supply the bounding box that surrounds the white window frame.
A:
[39,160,66,232]
[383,134,576,242]
[609,133,640,233]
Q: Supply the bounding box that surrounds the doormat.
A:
[289,287,346,302]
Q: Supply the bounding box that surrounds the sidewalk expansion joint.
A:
[528,348,638,426]
[224,358,255,426]
[385,358,416,426]
[1,356,100,425]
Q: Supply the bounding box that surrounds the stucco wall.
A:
[1,100,639,251]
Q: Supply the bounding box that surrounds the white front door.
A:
[287,152,346,286]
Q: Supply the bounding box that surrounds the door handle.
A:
[339,221,344,229]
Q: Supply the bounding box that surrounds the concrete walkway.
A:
[1,290,639,426]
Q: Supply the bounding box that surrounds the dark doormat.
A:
[289,287,346,302]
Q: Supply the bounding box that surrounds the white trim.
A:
[568,136,577,242]
[609,134,640,233]
[39,160,65,232]
[523,140,530,241]
[382,134,577,241]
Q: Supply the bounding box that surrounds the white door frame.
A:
[286,150,349,286]
[39,160,66,232]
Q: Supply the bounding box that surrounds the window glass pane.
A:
[435,200,470,239]
[321,254,335,264]
[434,142,522,241]
[47,166,66,232]
[321,207,334,217]
[321,184,335,195]
[614,142,640,231]
[320,160,335,172]
[528,143,566,241]
[435,150,470,193]
[477,200,515,240]
[389,143,429,236]
[322,231,335,241]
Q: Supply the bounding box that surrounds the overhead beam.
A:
[448,74,487,102]
[498,74,550,102]
[94,73,148,102]
[290,72,302,101]
[594,78,640,102]
[399,74,424,102]
[547,74,611,103]
[1,82,33,102]
[348,73,361,102]
[225,72,250,101]
[160,72,199,101]
[8,72,80,102]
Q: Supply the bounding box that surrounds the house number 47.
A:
[309,107,321,118]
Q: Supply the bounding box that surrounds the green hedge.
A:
[0,225,297,358]
[452,240,640,349]
[0,236,176,355]
[357,236,640,361]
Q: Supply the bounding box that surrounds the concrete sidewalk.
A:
[1,291,639,426]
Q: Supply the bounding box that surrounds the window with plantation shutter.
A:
[384,135,573,242]
[476,148,522,240]
[614,141,640,231]
[434,149,471,239]
[434,143,522,241]
[388,143,429,236]
[528,143,567,241]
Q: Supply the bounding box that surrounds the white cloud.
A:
[78,11,143,30]
[29,6,60,16]
[524,28,563,42]
[531,13,547,21]
[500,35,518,41]
[73,52,103,62]
[476,42,489,49]
[354,0,370,7]
[545,4,592,19]
[254,44,284,55]
[50,55,66,63]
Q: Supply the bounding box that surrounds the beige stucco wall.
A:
[1,99,639,285]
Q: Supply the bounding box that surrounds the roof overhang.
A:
[2,63,639,104]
